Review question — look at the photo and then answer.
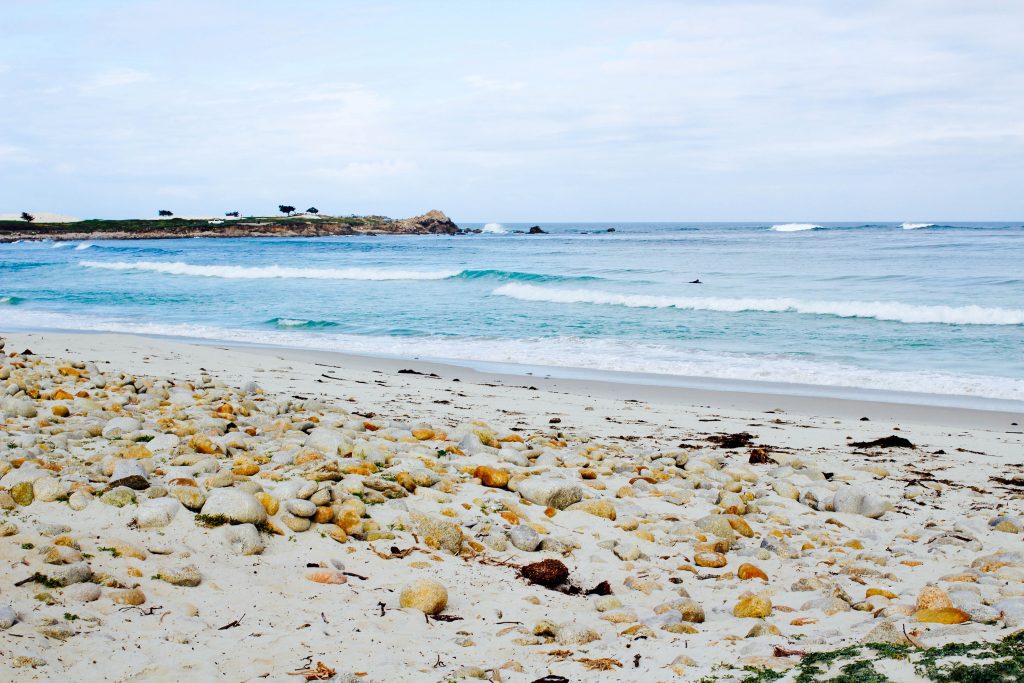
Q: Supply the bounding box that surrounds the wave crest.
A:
[481,223,507,234]
[492,283,1024,326]
[771,223,822,232]
[268,317,340,329]
[902,222,936,230]
[0,296,23,305]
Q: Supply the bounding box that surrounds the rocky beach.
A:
[0,331,1021,681]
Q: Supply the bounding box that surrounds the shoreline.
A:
[3,329,1022,430]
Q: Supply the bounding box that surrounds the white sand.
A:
[1,331,1022,682]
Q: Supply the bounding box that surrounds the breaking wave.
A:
[771,223,822,232]
[902,223,935,230]
[492,283,1024,326]
[481,223,507,234]
[268,317,340,329]
[0,296,23,305]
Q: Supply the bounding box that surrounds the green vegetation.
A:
[0,215,383,234]
[738,633,1024,683]
[194,513,230,527]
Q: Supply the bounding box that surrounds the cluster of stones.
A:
[1,335,1022,678]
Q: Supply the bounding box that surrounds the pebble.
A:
[0,604,17,630]
[509,524,541,551]
[400,578,448,614]
[158,565,202,587]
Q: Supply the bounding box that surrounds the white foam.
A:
[771,223,822,232]
[902,222,935,230]
[492,283,1024,326]
[74,243,93,251]
[276,319,311,327]
[80,260,460,281]
[481,223,507,234]
[3,307,1022,401]
[51,242,71,249]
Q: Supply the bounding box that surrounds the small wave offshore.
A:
[0,296,23,305]
[901,223,935,230]
[771,223,822,232]
[268,317,340,329]
[481,223,507,234]
[492,283,1024,326]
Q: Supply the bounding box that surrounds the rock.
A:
[473,465,510,489]
[200,488,267,524]
[100,486,137,507]
[11,481,34,506]
[32,476,68,502]
[168,485,206,511]
[734,593,772,618]
[566,499,617,520]
[38,622,76,640]
[509,525,541,551]
[305,570,348,584]
[390,210,461,235]
[995,598,1024,627]
[68,491,92,511]
[39,562,92,587]
[527,226,547,234]
[914,608,970,624]
[738,563,769,581]
[67,584,102,603]
[136,498,180,528]
[109,460,149,489]
[675,599,706,623]
[917,586,953,611]
[102,417,141,438]
[0,604,17,630]
[861,620,915,645]
[614,542,640,561]
[695,514,736,540]
[410,511,463,555]
[304,427,349,455]
[694,551,727,568]
[516,477,583,510]
[281,514,311,532]
[112,588,146,606]
[556,624,600,645]
[284,498,317,517]
[158,565,202,587]
[520,559,569,587]
[400,578,448,614]
[222,524,264,555]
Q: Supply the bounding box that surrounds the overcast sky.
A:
[1,0,1022,221]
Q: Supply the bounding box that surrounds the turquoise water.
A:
[2,221,1023,402]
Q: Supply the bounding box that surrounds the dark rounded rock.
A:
[520,559,569,587]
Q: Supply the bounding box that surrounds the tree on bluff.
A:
[306,207,319,215]
[158,209,173,217]
[278,205,296,216]
[225,211,240,217]
[21,212,34,222]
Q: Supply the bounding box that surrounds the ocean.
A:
[2,221,1023,406]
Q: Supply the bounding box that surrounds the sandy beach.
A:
[0,330,1022,682]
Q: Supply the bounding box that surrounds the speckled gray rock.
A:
[38,562,92,587]
[515,477,583,510]
[284,498,316,517]
[136,497,180,528]
[509,525,541,551]
[222,523,264,555]
[0,604,17,630]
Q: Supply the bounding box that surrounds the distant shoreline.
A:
[0,210,461,242]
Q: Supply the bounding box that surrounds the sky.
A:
[1,0,1022,221]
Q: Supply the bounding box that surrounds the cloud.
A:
[464,75,526,92]
[80,67,153,91]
